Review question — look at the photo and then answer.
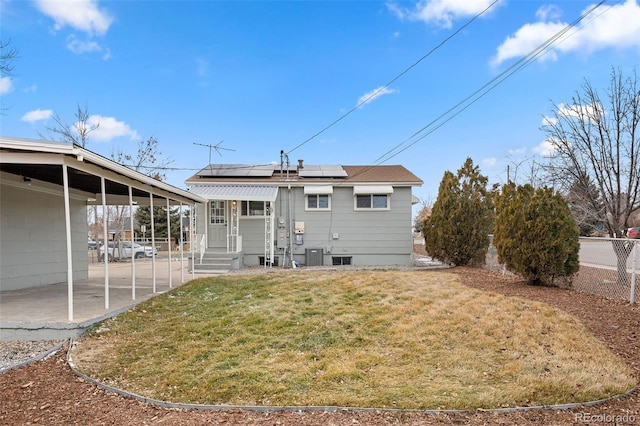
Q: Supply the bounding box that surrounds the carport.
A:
[0,137,205,330]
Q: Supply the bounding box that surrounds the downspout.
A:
[288,184,293,268]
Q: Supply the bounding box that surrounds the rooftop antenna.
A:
[194,141,236,173]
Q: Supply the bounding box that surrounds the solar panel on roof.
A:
[298,165,347,178]
[196,164,276,177]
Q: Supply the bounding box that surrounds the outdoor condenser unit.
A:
[305,248,323,266]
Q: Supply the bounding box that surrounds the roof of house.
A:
[185,163,423,187]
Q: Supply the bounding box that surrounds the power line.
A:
[285,0,502,156]
[373,0,608,165]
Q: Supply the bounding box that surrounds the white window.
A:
[241,200,266,217]
[353,185,393,211]
[304,186,333,211]
[306,194,331,210]
[355,194,389,210]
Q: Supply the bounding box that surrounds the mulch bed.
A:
[1,264,640,425]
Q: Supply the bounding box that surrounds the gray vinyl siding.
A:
[295,186,413,266]
[198,184,416,267]
[1,183,88,291]
[194,203,207,238]
[238,217,269,262]
[240,185,414,267]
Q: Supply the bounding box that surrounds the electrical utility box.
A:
[305,248,323,266]
[277,229,287,249]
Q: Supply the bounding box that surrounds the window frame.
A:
[305,193,331,211]
[240,200,266,217]
[210,200,226,224]
[354,193,390,211]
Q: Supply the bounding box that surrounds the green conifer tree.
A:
[494,183,580,285]
[134,206,181,241]
[423,158,494,266]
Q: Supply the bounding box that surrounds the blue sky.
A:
[2,0,640,204]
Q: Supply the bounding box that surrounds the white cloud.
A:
[536,5,562,21]
[21,109,54,123]
[492,21,568,66]
[533,139,556,157]
[23,84,38,93]
[195,57,209,77]
[66,35,102,54]
[387,0,498,28]
[541,115,558,126]
[542,102,602,126]
[66,36,111,59]
[508,147,527,156]
[84,115,139,142]
[35,0,113,36]
[357,86,397,107]
[0,76,13,94]
[483,157,497,167]
[492,0,640,66]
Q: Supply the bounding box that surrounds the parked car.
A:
[88,240,98,250]
[99,242,157,261]
[628,227,640,239]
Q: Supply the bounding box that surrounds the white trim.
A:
[305,193,332,211]
[353,185,394,195]
[354,193,391,211]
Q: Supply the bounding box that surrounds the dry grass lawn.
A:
[72,269,634,410]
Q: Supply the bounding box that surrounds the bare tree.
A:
[112,136,172,181]
[1,39,18,113]
[0,39,17,75]
[541,67,640,283]
[413,196,434,235]
[40,103,99,147]
[504,154,546,188]
[108,137,174,250]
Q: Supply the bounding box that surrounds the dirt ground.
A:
[2,251,640,425]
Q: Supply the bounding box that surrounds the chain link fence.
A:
[486,236,640,302]
[574,237,639,302]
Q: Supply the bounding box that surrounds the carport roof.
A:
[0,136,204,205]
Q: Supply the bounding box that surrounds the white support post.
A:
[129,186,136,300]
[204,201,208,251]
[150,193,156,293]
[167,197,173,289]
[101,177,109,309]
[62,164,74,322]
[191,203,196,279]
[179,202,184,284]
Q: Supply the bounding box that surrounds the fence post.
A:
[631,241,638,304]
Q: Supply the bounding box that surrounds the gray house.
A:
[186,159,423,271]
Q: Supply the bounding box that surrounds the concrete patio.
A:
[0,257,219,341]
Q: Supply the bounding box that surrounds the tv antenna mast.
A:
[193,141,236,166]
